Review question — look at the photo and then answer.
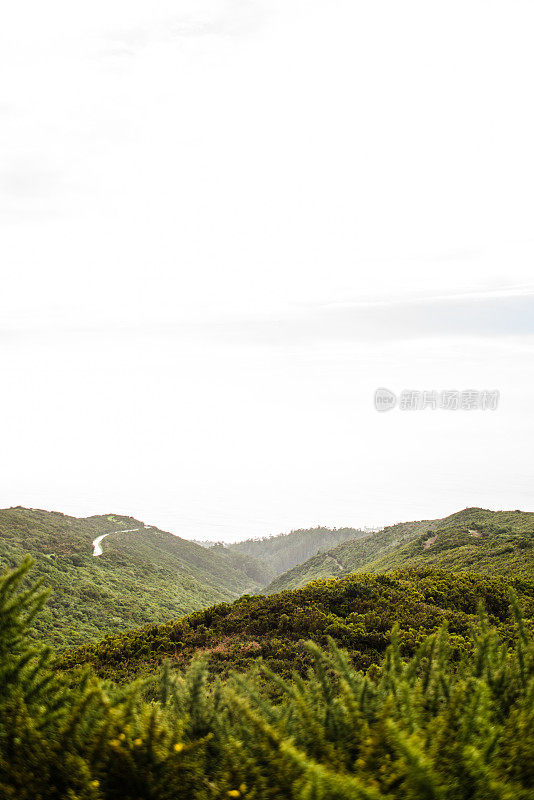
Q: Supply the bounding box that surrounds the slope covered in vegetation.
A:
[265,508,534,593]
[0,507,271,649]
[228,526,367,578]
[2,559,534,800]
[59,567,534,684]
[206,543,274,586]
[3,506,532,654]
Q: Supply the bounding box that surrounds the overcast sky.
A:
[1,0,533,541]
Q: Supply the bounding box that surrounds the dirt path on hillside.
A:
[92,527,152,556]
[328,554,344,571]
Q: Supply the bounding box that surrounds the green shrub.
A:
[0,559,533,799]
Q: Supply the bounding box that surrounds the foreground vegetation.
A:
[1,559,533,799]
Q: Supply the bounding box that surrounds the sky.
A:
[1,0,533,541]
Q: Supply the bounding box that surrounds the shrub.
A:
[0,559,533,799]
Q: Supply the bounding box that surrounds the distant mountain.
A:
[264,508,534,593]
[227,526,367,578]
[206,543,274,586]
[0,507,269,649]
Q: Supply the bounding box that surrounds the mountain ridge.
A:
[263,507,534,593]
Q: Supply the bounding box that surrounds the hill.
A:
[264,508,534,593]
[227,525,368,578]
[58,567,534,682]
[0,507,271,649]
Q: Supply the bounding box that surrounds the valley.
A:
[1,505,532,652]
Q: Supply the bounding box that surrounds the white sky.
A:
[1,0,533,541]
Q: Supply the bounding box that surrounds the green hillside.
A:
[0,507,269,649]
[265,508,534,593]
[59,567,534,683]
[228,526,368,577]
[207,543,274,585]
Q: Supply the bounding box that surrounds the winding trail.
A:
[328,554,344,571]
[92,527,151,556]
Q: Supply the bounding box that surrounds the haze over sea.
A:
[2,1,534,540]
